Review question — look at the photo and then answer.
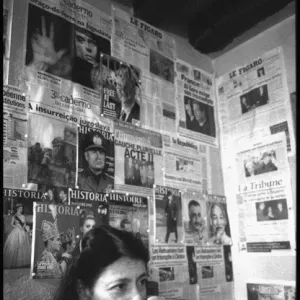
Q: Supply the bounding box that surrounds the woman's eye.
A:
[113,283,126,291]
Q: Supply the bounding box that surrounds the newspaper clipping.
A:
[114,121,163,196]
[206,195,232,246]
[162,134,210,193]
[31,202,82,279]
[108,192,149,247]
[154,185,183,244]
[3,188,47,269]
[68,188,109,226]
[77,119,114,193]
[236,133,295,252]
[216,47,295,156]
[175,59,217,146]
[25,0,112,102]
[3,85,28,189]
[192,245,233,300]
[247,282,295,300]
[100,54,142,125]
[182,189,208,245]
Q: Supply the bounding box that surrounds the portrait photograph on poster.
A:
[243,150,278,177]
[25,3,110,90]
[206,201,232,246]
[77,129,114,193]
[184,96,216,138]
[183,197,208,245]
[256,199,288,222]
[201,266,214,279]
[240,84,269,114]
[100,54,141,124]
[28,114,77,188]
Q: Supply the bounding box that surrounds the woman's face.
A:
[17,206,23,214]
[211,204,227,237]
[92,256,147,300]
[81,218,96,235]
[48,190,54,200]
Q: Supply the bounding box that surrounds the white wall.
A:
[213,15,296,300]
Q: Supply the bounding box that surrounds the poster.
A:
[3,188,47,269]
[25,0,112,101]
[114,121,163,196]
[69,188,109,226]
[77,119,114,193]
[108,192,149,246]
[247,282,295,300]
[236,133,295,252]
[100,54,141,125]
[175,59,217,146]
[3,85,28,189]
[216,47,295,156]
[181,189,208,245]
[31,202,81,279]
[154,185,183,244]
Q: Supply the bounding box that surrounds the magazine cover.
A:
[31,202,81,279]
[3,188,47,269]
[108,192,149,247]
[154,185,183,244]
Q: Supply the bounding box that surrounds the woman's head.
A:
[55,226,149,300]
[80,210,96,235]
[210,203,228,237]
[15,203,23,214]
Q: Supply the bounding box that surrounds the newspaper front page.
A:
[236,133,295,252]
[3,85,28,189]
[24,0,112,102]
[114,121,163,196]
[162,134,211,193]
[154,185,183,244]
[149,244,192,300]
[192,245,234,300]
[175,59,217,146]
[112,7,176,133]
[216,47,295,157]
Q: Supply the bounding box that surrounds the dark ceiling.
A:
[131,0,295,56]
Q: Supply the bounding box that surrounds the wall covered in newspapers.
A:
[2,0,295,299]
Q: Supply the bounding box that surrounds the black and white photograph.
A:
[256,199,288,222]
[202,266,214,279]
[176,158,193,172]
[240,84,269,113]
[101,55,141,124]
[207,201,232,245]
[186,246,198,285]
[25,4,110,90]
[77,129,114,193]
[124,157,154,188]
[150,49,175,83]
[257,67,265,77]
[193,69,201,81]
[159,267,175,282]
[223,245,233,282]
[28,115,77,188]
[243,150,278,177]
[184,96,216,137]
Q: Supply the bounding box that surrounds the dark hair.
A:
[54,225,149,300]
[62,240,73,252]
[188,200,200,210]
